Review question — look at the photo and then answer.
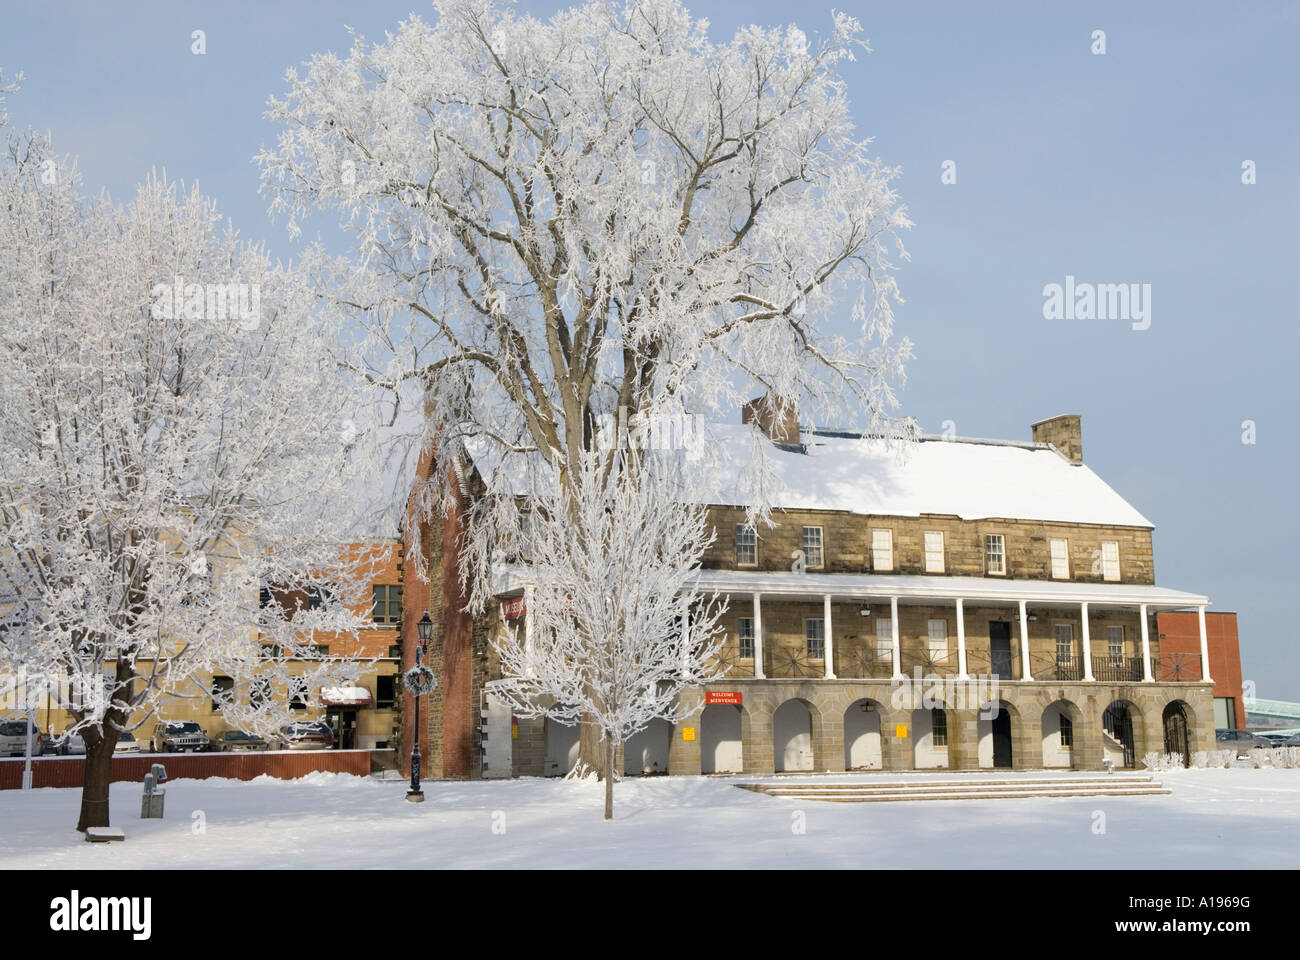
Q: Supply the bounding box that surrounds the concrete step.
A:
[740,776,1155,793]
[738,775,1169,802]
[758,787,1171,802]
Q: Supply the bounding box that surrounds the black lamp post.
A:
[406,611,434,803]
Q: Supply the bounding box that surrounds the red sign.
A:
[501,597,526,619]
[705,691,742,705]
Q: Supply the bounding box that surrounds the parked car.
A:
[211,730,270,752]
[113,731,141,754]
[1257,732,1297,749]
[151,720,211,753]
[0,720,41,758]
[59,731,86,756]
[1215,729,1275,754]
[276,720,334,750]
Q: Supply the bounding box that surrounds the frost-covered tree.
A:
[259,0,912,773]
[0,134,378,830]
[490,448,727,819]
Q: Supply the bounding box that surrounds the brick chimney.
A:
[742,394,799,444]
[1032,414,1083,463]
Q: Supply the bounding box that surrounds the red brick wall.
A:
[1157,611,1245,728]
[0,750,372,790]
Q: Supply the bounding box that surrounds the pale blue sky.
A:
[2,1,1296,697]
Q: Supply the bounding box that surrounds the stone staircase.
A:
[736,774,1170,802]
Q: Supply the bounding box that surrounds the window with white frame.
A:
[875,617,894,663]
[931,708,948,747]
[923,531,945,573]
[801,526,824,569]
[805,619,825,659]
[871,529,893,571]
[1101,541,1120,581]
[737,617,755,659]
[735,525,757,566]
[1054,623,1073,662]
[927,619,948,664]
[1049,538,1069,579]
[985,534,1006,575]
[1107,625,1124,663]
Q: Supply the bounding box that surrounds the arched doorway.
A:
[1163,701,1192,767]
[1041,700,1080,768]
[624,718,672,776]
[700,704,743,774]
[773,699,814,772]
[544,717,580,777]
[844,699,883,770]
[911,707,949,769]
[1102,701,1137,768]
[977,701,1015,769]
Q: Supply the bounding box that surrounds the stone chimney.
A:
[742,394,799,444]
[1032,414,1083,463]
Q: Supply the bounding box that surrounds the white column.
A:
[823,594,836,679]
[1018,599,1033,681]
[1140,603,1154,681]
[524,584,536,678]
[752,592,765,679]
[1080,601,1094,681]
[955,598,968,679]
[1198,605,1213,684]
[890,596,903,680]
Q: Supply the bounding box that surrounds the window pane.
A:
[1101,542,1120,581]
[924,531,944,573]
[806,619,825,658]
[1050,539,1069,579]
[801,527,823,567]
[872,529,892,571]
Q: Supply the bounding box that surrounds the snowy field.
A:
[2,768,1297,869]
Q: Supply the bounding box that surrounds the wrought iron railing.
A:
[1091,656,1145,683]
[1031,654,1085,681]
[1156,652,1204,682]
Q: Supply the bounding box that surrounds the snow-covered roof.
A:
[702,423,1153,528]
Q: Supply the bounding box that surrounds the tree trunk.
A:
[604,736,614,820]
[76,732,119,832]
[580,720,608,780]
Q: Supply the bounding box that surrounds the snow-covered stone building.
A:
[401,412,1220,779]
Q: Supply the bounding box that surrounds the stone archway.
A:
[773,699,815,772]
[844,698,884,770]
[624,718,672,776]
[1102,700,1142,768]
[977,700,1020,769]
[1041,699,1083,769]
[1162,701,1192,767]
[700,704,743,774]
[544,717,580,777]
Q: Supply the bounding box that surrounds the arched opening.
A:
[624,718,672,776]
[700,704,743,774]
[1102,701,1138,768]
[1041,700,1081,769]
[544,717,580,777]
[911,706,949,769]
[1162,701,1192,767]
[977,701,1017,769]
[844,699,883,770]
[773,699,814,772]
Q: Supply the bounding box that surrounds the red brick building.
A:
[1156,611,1245,730]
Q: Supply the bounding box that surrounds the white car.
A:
[0,720,43,757]
[113,731,142,753]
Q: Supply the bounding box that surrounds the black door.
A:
[989,621,1013,679]
[1163,702,1190,767]
[992,708,1013,768]
[1104,703,1135,767]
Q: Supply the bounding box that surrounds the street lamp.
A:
[404,611,436,803]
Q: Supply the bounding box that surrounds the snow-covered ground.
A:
[2,768,1297,869]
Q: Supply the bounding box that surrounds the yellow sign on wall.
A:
[682,726,696,742]
[895,724,908,739]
